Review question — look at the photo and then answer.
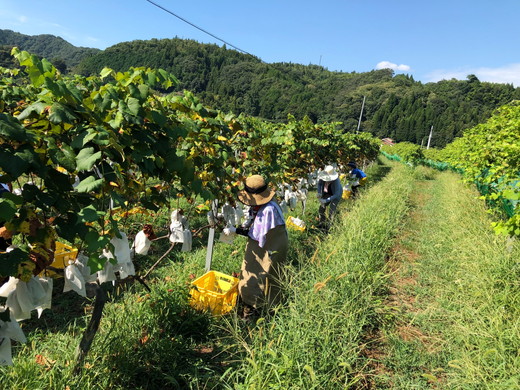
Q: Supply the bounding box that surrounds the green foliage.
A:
[439,102,520,237]
[381,142,424,165]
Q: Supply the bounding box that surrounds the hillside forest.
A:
[2,29,520,148]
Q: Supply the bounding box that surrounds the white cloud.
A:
[18,15,27,23]
[425,64,520,87]
[376,61,411,72]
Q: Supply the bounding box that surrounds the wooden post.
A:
[73,283,106,375]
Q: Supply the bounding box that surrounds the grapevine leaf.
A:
[71,128,98,148]
[58,143,77,172]
[138,84,150,100]
[100,67,113,79]
[48,143,77,172]
[17,102,47,120]
[84,230,111,252]
[150,110,167,127]
[127,97,141,116]
[77,205,104,223]
[54,213,88,242]
[44,169,73,192]
[75,175,103,193]
[0,149,29,178]
[76,147,102,172]
[0,248,29,278]
[48,103,77,124]
[87,254,106,272]
[21,184,57,208]
[0,198,16,222]
[0,113,33,142]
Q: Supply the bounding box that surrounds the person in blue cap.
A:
[347,162,367,198]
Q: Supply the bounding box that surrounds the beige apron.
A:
[238,224,288,308]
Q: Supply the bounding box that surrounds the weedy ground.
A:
[1,158,518,389]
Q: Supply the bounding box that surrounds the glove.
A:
[223,226,237,235]
[319,198,327,204]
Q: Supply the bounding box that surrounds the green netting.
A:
[380,150,402,161]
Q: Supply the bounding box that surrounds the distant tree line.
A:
[2,30,519,148]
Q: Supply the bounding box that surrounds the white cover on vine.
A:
[132,230,151,255]
[32,277,52,318]
[97,258,117,284]
[0,308,26,366]
[170,210,189,243]
[221,203,236,226]
[279,200,289,215]
[64,263,86,297]
[169,227,184,243]
[0,277,53,321]
[99,232,135,280]
[109,232,132,265]
[0,277,17,297]
[76,253,97,283]
[235,206,244,225]
[284,190,297,210]
[181,229,192,252]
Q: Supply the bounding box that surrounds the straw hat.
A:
[237,175,276,206]
[317,165,339,181]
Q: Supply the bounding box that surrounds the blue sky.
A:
[1,0,519,86]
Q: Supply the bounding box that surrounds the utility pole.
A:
[356,95,366,133]
[319,55,322,66]
[426,125,433,149]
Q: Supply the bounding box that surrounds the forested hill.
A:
[62,39,520,148]
[2,30,520,147]
[0,29,100,71]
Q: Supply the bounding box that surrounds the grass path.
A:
[368,167,520,389]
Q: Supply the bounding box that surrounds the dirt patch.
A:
[359,183,436,388]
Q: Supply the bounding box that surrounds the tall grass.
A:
[376,169,520,388]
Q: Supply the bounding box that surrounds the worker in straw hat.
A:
[316,165,342,229]
[223,174,288,321]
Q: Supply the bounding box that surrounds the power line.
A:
[145,0,253,56]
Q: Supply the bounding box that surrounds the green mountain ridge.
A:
[1,29,519,147]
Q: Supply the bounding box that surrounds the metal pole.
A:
[356,95,366,133]
[426,125,433,149]
[204,200,218,272]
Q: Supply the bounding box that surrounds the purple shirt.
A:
[249,200,285,248]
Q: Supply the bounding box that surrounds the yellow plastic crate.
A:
[50,242,78,269]
[189,271,239,315]
[286,215,306,231]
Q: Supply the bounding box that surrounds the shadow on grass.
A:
[90,288,240,389]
